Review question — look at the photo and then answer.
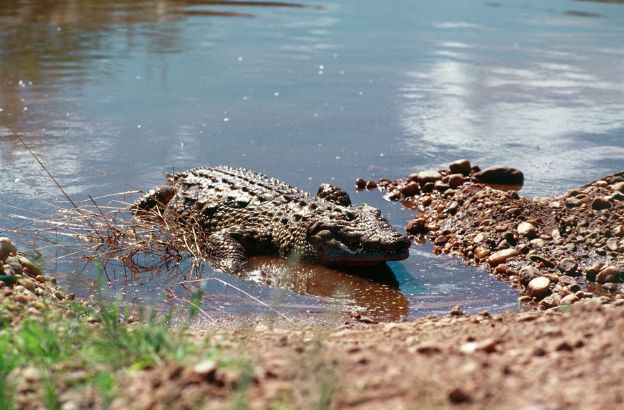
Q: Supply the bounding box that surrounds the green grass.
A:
[0,300,206,410]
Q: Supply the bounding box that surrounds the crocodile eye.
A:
[281,217,289,225]
[345,211,357,221]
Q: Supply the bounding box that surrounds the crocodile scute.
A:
[132,166,411,272]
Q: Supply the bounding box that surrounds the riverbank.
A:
[369,161,624,310]
[3,161,624,409]
[2,236,624,409]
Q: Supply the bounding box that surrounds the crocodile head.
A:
[307,204,411,266]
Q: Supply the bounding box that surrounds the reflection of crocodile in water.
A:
[133,166,411,272]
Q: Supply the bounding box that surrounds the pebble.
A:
[406,218,427,234]
[416,170,442,184]
[19,279,36,293]
[365,180,377,189]
[434,181,450,192]
[527,277,551,299]
[254,324,269,332]
[15,293,33,304]
[565,196,586,207]
[560,294,580,305]
[447,174,465,189]
[399,182,420,197]
[17,256,41,276]
[539,294,560,308]
[475,247,491,259]
[474,166,524,185]
[557,258,578,274]
[449,159,471,176]
[193,360,217,376]
[448,387,472,404]
[612,181,624,193]
[530,238,546,248]
[5,257,23,275]
[591,197,611,211]
[596,266,621,284]
[606,238,619,252]
[0,237,17,262]
[415,344,442,355]
[460,338,498,354]
[487,248,519,267]
[421,182,435,193]
[517,222,538,237]
[355,178,366,189]
[602,283,620,292]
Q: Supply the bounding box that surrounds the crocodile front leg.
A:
[203,231,248,273]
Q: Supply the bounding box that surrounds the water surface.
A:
[1,0,623,321]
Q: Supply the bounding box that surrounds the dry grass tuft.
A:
[7,191,293,322]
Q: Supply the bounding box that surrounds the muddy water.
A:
[1,0,623,321]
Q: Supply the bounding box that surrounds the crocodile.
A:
[132,166,411,272]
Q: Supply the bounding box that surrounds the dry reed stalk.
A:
[6,128,293,321]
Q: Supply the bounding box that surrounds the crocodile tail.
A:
[130,186,175,214]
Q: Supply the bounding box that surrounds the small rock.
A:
[517,222,538,237]
[558,275,579,290]
[560,294,579,305]
[591,197,611,210]
[193,360,217,376]
[596,266,622,284]
[606,238,619,252]
[448,387,472,404]
[416,170,443,184]
[357,315,377,324]
[399,182,420,197]
[474,166,524,185]
[449,159,471,176]
[5,257,23,275]
[474,247,491,259]
[447,174,465,189]
[355,178,366,189]
[366,180,377,189]
[613,225,624,237]
[254,324,269,332]
[529,255,555,268]
[434,181,450,192]
[460,338,498,354]
[602,283,620,292]
[565,196,586,207]
[15,293,33,304]
[446,201,460,214]
[612,181,624,193]
[406,218,428,234]
[421,181,435,193]
[527,277,551,299]
[487,248,519,267]
[449,305,464,316]
[18,256,42,276]
[530,238,546,248]
[586,261,605,281]
[0,238,17,262]
[539,294,561,308]
[557,258,578,274]
[18,279,36,293]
